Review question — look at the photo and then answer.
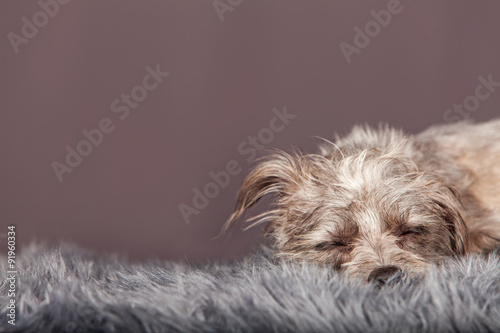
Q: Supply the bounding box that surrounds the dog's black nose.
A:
[367,266,402,285]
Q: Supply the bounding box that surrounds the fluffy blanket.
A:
[1,244,500,333]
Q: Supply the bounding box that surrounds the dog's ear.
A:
[435,185,469,255]
[460,192,500,253]
[222,153,298,234]
[444,203,469,255]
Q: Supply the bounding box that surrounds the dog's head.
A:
[224,133,469,283]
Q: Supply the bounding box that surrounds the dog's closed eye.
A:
[398,226,426,237]
[395,226,427,248]
[315,240,352,253]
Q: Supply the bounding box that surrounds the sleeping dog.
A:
[224,119,500,284]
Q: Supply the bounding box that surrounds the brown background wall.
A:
[1,0,499,262]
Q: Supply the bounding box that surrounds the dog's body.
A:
[225,119,500,283]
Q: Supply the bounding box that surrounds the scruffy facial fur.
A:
[224,119,500,281]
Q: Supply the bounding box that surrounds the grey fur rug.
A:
[1,244,500,333]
